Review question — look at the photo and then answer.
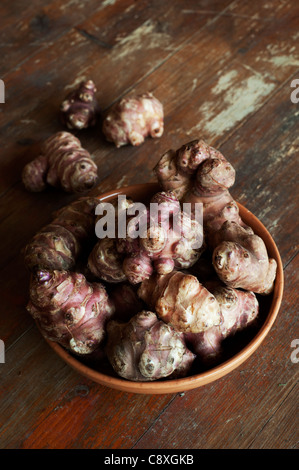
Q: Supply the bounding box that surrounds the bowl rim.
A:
[44,183,284,394]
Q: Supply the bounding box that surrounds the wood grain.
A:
[0,0,298,450]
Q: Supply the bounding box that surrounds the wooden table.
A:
[0,0,298,450]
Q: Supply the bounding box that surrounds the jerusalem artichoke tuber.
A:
[105,310,195,381]
[22,154,48,192]
[60,80,100,130]
[138,271,221,334]
[22,131,98,193]
[24,196,98,273]
[122,252,154,284]
[88,195,134,282]
[211,220,277,294]
[27,270,115,355]
[122,191,203,282]
[88,190,203,285]
[154,140,277,294]
[185,282,259,363]
[154,139,247,243]
[102,92,164,147]
[88,237,127,283]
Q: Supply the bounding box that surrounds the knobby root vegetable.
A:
[138,271,221,333]
[105,310,195,381]
[22,131,98,192]
[88,191,204,285]
[185,282,259,363]
[26,270,115,355]
[88,195,134,282]
[212,220,277,294]
[145,190,205,270]
[120,191,204,283]
[154,139,247,243]
[21,155,48,192]
[60,80,100,130]
[154,140,277,294]
[24,196,99,272]
[102,92,164,147]
[122,252,153,284]
[88,238,127,283]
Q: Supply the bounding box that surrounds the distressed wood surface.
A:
[0,0,298,450]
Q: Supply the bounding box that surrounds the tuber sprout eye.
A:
[65,312,73,322]
[145,362,154,373]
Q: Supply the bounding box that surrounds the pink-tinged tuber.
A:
[212,220,277,294]
[88,238,127,283]
[122,252,154,284]
[24,197,98,272]
[22,131,98,193]
[138,271,221,334]
[105,310,195,381]
[154,140,277,294]
[120,191,204,283]
[60,80,100,130]
[185,282,259,363]
[27,270,115,355]
[102,92,164,147]
[154,139,247,243]
[88,195,134,282]
[88,191,204,285]
[21,155,48,192]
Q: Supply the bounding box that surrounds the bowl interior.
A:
[44,183,284,394]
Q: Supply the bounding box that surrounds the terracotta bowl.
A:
[44,183,284,394]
